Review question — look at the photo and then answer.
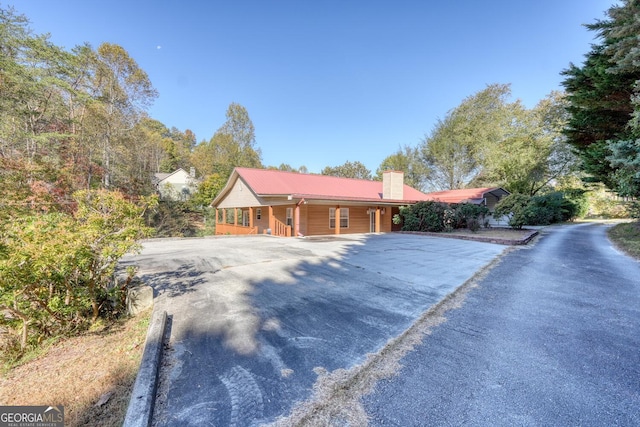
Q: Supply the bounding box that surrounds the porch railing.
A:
[215,223,258,236]
[272,218,292,237]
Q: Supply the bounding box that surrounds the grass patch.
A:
[608,221,640,260]
[0,309,152,427]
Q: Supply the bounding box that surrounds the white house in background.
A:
[153,167,200,201]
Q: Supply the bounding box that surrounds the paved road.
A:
[364,223,640,426]
[121,233,506,426]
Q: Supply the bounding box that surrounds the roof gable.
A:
[154,168,190,184]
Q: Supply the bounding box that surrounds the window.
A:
[286,207,293,226]
[329,208,349,228]
[256,208,262,220]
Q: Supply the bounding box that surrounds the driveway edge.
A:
[123,309,167,427]
[399,229,539,245]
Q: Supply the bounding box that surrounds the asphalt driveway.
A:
[122,233,506,426]
[364,223,640,426]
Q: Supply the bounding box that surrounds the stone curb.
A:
[398,228,539,246]
[123,309,167,427]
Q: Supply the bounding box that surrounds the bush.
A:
[494,191,587,229]
[146,201,200,237]
[563,189,589,219]
[0,190,155,358]
[398,201,447,232]
[629,201,640,219]
[529,193,565,224]
[587,185,630,218]
[494,194,531,229]
[397,201,488,232]
[452,203,489,230]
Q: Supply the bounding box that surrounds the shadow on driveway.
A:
[124,234,506,426]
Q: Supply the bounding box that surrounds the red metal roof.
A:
[422,187,507,204]
[233,167,430,203]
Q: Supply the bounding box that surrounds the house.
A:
[211,168,430,237]
[153,168,199,201]
[211,168,510,237]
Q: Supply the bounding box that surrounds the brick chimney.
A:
[382,170,404,200]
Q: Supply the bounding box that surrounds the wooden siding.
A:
[380,207,394,232]
[306,205,394,236]
[485,193,500,211]
[250,207,270,233]
[217,177,262,208]
[390,206,402,231]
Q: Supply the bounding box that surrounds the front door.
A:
[370,211,376,233]
[242,211,249,227]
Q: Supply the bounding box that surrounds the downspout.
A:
[295,198,306,237]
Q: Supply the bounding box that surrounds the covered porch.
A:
[214,206,292,237]
[214,202,399,238]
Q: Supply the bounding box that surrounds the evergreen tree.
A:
[561,0,640,195]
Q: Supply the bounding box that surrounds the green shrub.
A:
[563,189,589,219]
[494,194,531,229]
[629,201,640,219]
[399,201,447,232]
[0,190,155,358]
[587,185,630,218]
[467,217,481,232]
[453,203,489,230]
[529,193,564,224]
[495,191,587,228]
[146,201,200,237]
[397,201,488,232]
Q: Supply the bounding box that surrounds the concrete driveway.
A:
[122,233,506,426]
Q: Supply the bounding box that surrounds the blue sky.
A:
[11,1,613,173]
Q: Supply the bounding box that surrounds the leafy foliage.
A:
[376,145,429,191]
[395,201,488,233]
[561,0,640,196]
[0,190,155,356]
[493,194,532,229]
[145,201,200,237]
[191,103,262,179]
[494,192,586,229]
[418,86,576,194]
[321,160,372,180]
[420,84,512,190]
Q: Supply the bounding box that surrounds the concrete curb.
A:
[399,228,539,246]
[123,309,167,427]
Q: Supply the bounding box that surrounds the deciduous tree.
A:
[321,160,372,180]
[420,84,512,190]
[191,103,262,178]
[376,145,430,191]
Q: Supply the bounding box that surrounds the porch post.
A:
[269,206,275,233]
[375,207,381,233]
[249,207,254,229]
[214,208,218,225]
[335,206,340,235]
[234,208,238,226]
[222,209,226,224]
[294,204,300,237]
